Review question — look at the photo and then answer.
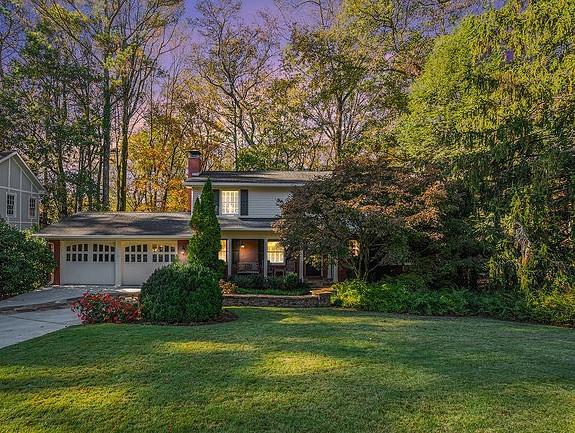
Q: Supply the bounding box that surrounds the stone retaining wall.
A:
[223,292,331,308]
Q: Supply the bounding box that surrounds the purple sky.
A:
[184,0,285,22]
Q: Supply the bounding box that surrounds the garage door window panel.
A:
[152,244,176,263]
[65,244,89,262]
[93,244,115,262]
[125,244,148,263]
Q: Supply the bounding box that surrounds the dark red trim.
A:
[51,240,61,285]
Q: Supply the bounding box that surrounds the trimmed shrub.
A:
[230,273,309,292]
[140,262,222,323]
[230,274,266,290]
[0,219,55,297]
[267,273,309,292]
[332,278,575,327]
[72,292,140,324]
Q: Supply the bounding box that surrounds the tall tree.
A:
[190,0,278,168]
[114,0,183,211]
[188,179,222,271]
[399,0,575,293]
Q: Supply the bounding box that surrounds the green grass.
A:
[1,308,574,433]
[235,287,311,296]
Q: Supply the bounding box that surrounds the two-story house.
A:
[37,151,337,286]
[0,150,44,230]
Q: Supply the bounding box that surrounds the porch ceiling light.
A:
[240,241,245,249]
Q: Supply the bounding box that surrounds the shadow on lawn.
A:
[1,307,575,433]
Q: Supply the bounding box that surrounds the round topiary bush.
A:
[140,262,222,323]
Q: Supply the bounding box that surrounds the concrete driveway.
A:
[0,308,80,349]
[0,286,140,350]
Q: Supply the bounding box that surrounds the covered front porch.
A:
[218,237,339,284]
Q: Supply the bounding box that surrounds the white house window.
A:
[29,198,37,218]
[6,193,15,216]
[151,244,176,263]
[218,240,227,262]
[220,190,239,215]
[267,241,285,264]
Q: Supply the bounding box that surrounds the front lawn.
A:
[1,308,574,433]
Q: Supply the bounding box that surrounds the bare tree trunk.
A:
[101,65,112,210]
[118,86,130,211]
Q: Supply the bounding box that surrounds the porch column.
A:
[263,239,268,278]
[226,238,232,277]
[299,250,304,282]
[114,240,122,287]
[333,260,339,283]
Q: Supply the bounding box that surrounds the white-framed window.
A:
[29,197,37,218]
[218,239,227,262]
[151,244,176,263]
[6,193,15,216]
[93,244,115,262]
[220,190,239,215]
[65,243,90,262]
[267,241,285,264]
[125,244,148,263]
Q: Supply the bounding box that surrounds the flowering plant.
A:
[72,292,140,324]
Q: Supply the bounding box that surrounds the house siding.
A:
[0,155,42,229]
[190,185,291,218]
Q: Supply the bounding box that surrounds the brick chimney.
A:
[187,150,202,177]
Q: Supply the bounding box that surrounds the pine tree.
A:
[188,180,222,272]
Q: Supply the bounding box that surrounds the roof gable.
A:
[0,150,45,193]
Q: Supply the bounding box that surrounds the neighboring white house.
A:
[0,150,44,230]
[36,151,339,286]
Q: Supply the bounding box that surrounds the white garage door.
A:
[60,242,115,285]
[122,242,177,286]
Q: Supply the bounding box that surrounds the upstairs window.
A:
[29,198,37,218]
[6,193,15,216]
[221,190,239,215]
[267,241,285,264]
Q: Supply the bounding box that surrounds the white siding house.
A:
[36,151,337,286]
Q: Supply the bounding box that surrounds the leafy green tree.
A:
[188,179,222,272]
[0,220,56,296]
[398,0,575,293]
[275,157,450,282]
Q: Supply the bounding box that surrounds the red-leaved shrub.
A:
[72,292,140,324]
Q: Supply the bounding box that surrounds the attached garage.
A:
[60,241,116,285]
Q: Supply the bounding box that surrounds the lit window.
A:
[267,241,284,264]
[6,193,15,216]
[29,198,37,218]
[349,240,360,256]
[218,240,227,261]
[220,190,239,215]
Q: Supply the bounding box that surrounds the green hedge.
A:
[140,262,222,323]
[332,278,575,327]
[0,220,55,296]
[230,273,309,292]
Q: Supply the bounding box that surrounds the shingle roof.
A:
[0,150,16,161]
[185,170,331,185]
[36,212,275,238]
